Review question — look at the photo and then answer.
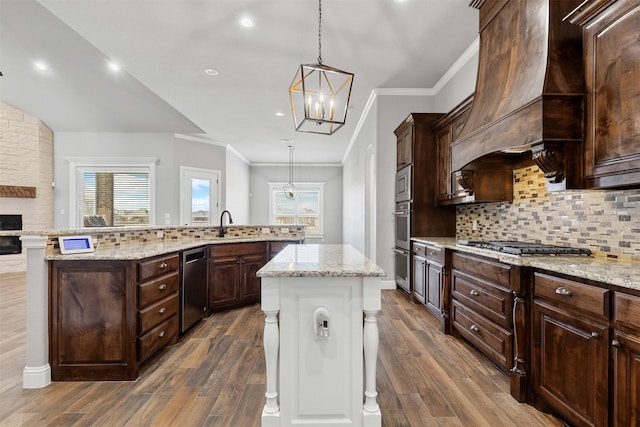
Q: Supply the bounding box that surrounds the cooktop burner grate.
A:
[457,240,592,256]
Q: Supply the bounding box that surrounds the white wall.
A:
[53,132,228,228]
[225,147,250,224]
[250,165,342,244]
[341,47,479,282]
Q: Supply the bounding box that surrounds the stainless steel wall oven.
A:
[393,201,412,292]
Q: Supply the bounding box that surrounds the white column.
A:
[363,277,381,427]
[261,277,280,427]
[20,235,51,388]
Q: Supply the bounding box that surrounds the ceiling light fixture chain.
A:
[317,0,322,64]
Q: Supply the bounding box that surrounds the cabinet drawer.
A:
[452,300,512,371]
[138,273,179,308]
[425,245,445,265]
[209,242,267,258]
[139,294,179,334]
[534,272,609,319]
[614,292,640,328]
[413,242,426,257]
[452,269,511,329]
[138,315,178,363]
[452,252,511,287]
[137,254,179,282]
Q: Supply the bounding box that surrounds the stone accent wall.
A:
[0,102,54,273]
[457,165,640,261]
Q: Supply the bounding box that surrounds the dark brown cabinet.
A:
[567,0,640,189]
[435,95,473,202]
[450,252,516,372]
[136,253,179,364]
[532,272,610,427]
[396,123,413,170]
[208,242,267,312]
[612,292,640,426]
[49,260,137,381]
[434,96,514,205]
[412,241,446,327]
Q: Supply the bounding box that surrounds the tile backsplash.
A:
[457,165,640,261]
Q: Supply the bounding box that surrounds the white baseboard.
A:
[23,364,51,389]
[380,279,396,290]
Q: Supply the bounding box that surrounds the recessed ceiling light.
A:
[34,61,49,71]
[204,68,219,76]
[108,61,121,72]
[240,17,255,28]
[275,112,285,117]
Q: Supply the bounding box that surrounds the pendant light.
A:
[283,141,296,199]
[289,0,354,135]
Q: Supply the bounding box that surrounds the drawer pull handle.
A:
[555,287,573,297]
[470,289,480,297]
[612,339,621,348]
[429,251,437,256]
[160,262,168,269]
[470,324,480,333]
[158,284,167,291]
[591,332,599,339]
[159,307,167,314]
[159,330,166,338]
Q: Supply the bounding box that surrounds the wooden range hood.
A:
[451,0,584,188]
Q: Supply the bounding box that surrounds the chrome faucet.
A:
[219,210,233,237]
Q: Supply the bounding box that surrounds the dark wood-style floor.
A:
[0,272,564,426]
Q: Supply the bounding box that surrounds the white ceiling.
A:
[0,0,478,164]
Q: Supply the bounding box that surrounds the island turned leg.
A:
[262,309,280,423]
[363,309,381,423]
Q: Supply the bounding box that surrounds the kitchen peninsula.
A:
[257,244,385,427]
[17,224,305,389]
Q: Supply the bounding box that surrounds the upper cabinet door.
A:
[583,0,640,188]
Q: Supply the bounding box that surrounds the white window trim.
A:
[67,157,158,229]
[268,182,325,239]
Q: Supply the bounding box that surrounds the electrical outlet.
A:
[156,230,164,238]
[281,227,289,234]
[261,227,270,234]
[472,220,478,231]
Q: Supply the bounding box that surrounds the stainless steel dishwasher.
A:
[180,246,207,334]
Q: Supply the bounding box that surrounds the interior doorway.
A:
[180,166,220,226]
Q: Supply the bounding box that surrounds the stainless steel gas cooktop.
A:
[457,240,592,256]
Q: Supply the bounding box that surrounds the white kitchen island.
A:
[257,244,385,427]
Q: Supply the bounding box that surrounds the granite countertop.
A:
[257,244,386,278]
[45,235,301,261]
[412,237,640,291]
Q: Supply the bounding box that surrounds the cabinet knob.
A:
[159,330,166,338]
[158,284,167,291]
[555,286,573,296]
[470,324,480,333]
[591,331,599,338]
[160,262,168,269]
[612,339,621,348]
[159,307,167,314]
[429,251,437,256]
[470,289,480,297]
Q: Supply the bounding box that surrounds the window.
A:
[269,182,324,237]
[179,167,220,226]
[68,158,157,228]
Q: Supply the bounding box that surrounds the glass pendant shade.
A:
[283,182,296,200]
[289,63,354,135]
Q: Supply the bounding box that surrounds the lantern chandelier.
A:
[283,140,296,199]
[289,0,354,135]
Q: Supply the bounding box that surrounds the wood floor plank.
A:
[0,272,565,427]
